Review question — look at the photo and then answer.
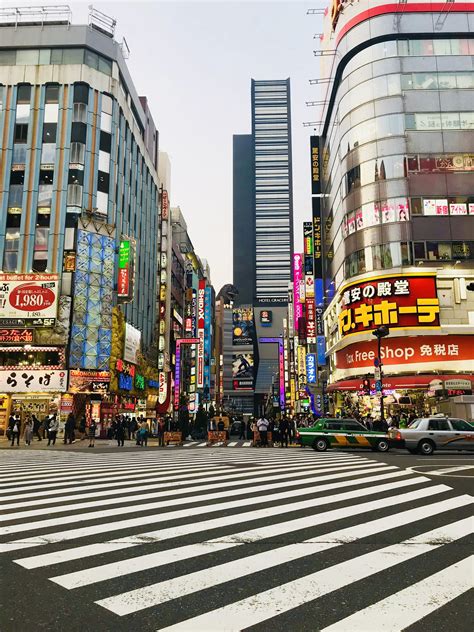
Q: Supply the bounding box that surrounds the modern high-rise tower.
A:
[233,78,294,306]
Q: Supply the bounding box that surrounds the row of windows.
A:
[397,38,474,57]
[344,240,474,279]
[405,112,474,131]
[0,48,112,75]
[401,72,474,91]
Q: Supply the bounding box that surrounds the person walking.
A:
[24,417,33,446]
[157,417,165,448]
[138,419,149,447]
[47,414,59,446]
[239,419,246,440]
[279,416,289,448]
[115,416,126,447]
[64,412,76,444]
[257,415,269,448]
[88,419,96,447]
[9,413,20,447]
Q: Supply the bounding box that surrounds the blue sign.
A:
[203,287,212,398]
[375,380,382,392]
[148,379,159,388]
[317,336,326,366]
[306,354,317,384]
[118,373,133,391]
[315,278,324,306]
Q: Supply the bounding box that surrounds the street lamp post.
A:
[372,325,390,423]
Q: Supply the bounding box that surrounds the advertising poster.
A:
[69,370,110,394]
[117,238,136,302]
[260,310,272,327]
[204,286,212,398]
[232,306,255,345]
[124,323,141,364]
[232,353,254,390]
[0,274,59,327]
[292,253,304,331]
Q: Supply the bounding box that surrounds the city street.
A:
[0,448,472,631]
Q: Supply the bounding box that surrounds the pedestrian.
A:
[115,416,126,447]
[130,417,138,443]
[24,417,33,446]
[257,415,269,447]
[31,413,42,441]
[88,419,97,447]
[138,419,149,447]
[79,415,86,440]
[47,414,59,446]
[64,412,76,444]
[239,419,246,440]
[157,417,165,447]
[279,416,289,448]
[9,413,20,447]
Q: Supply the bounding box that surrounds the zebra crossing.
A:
[0,449,472,631]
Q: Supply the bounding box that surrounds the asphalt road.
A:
[0,446,472,632]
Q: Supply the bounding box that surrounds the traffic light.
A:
[362,377,370,394]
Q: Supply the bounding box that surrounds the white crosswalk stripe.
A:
[1,449,472,631]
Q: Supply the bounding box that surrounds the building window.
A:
[3,227,20,271]
[70,142,85,165]
[73,83,89,105]
[73,102,87,123]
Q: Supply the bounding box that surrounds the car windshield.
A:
[408,418,423,428]
[450,419,473,431]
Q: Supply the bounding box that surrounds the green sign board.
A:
[135,374,145,390]
[119,241,130,269]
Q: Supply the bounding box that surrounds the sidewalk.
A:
[0,437,160,450]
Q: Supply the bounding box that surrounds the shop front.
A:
[68,369,111,437]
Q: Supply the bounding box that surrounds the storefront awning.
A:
[327,374,474,392]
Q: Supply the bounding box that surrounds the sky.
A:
[6,0,325,292]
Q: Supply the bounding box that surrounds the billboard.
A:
[260,310,272,327]
[306,353,317,384]
[232,353,254,390]
[197,279,205,388]
[0,274,59,327]
[204,286,212,398]
[310,136,321,195]
[0,369,67,393]
[232,306,255,345]
[0,329,33,344]
[293,254,304,331]
[124,323,141,364]
[117,238,136,302]
[306,298,316,344]
[338,273,440,338]
[312,197,322,277]
[69,370,110,394]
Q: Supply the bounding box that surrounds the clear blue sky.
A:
[9,0,325,292]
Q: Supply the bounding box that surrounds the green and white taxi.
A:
[297,418,390,452]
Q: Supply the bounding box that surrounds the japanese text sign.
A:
[0,369,67,393]
[338,273,440,338]
[306,353,317,384]
[310,136,321,195]
[0,329,33,344]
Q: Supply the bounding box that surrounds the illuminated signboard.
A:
[313,197,322,278]
[293,253,304,331]
[161,189,169,220]
[232,306,255,345]
[306,353,317,384]
[310,136,321,195]
[117,238,136,302]
[260,337,285,410]
[260,310,272,327]
[303,222,313,256]
[306,298,316,344]
[338,273,440,338]
[0,329,33,344]
[197,280,205,388]
[174,338,200,410]
[204,286,212,397]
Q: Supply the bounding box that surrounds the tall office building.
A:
[233,78,293,305]
[231,79,294,414]
[316,1,474,416]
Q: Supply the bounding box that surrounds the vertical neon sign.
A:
[293,253,303,332]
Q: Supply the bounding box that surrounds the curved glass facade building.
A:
[317,1,474,411]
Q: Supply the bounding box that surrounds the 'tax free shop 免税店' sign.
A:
[338,273,440,338]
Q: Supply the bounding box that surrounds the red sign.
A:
[161,190,169,221]
[336,335,473,370]
[0,329,33,343]
[328,374,474,392]
[116,359,135,377]
[305,299,316,343]
[339,273,440,338]
[118,268,129,296]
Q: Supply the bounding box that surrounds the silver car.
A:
[389,417,474,455]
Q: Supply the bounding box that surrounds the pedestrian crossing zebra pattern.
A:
[0,450,472,631]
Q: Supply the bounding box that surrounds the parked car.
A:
[389,416,474,455]
[298,418,391,452]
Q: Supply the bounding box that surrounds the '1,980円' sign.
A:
[338,273,440,338]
